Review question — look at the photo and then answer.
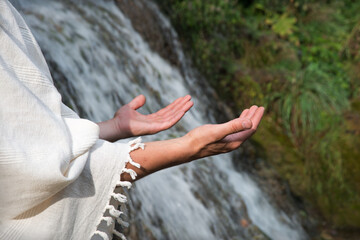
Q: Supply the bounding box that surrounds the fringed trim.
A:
[94,137,144,240]
[101,217,114,227]
[94,231,110,240]
[127,137,144,169]
[121,168,137,180]
[106,205,123,218]
[112,229,127,240]
[116,218,130,228]
[116,180,132,189]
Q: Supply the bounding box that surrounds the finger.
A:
[250,107,265,130]
[167,110,187,128]
[222,128,254,143]
[153,109,187,133]
[244,105,258,119]
[171,100,193,122]
[168,95,191,115]
[221,107,265,143]
[158,100,193,124]
[239,109,249,118]
[181,100,194,113]
[155,96,186,116]
[216,117,252,140]
[170,95,191,112]
[128,95,146,110]
[157,95,191,117]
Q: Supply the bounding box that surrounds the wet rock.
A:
[115,0,180,68]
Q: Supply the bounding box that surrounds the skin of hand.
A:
[97,95,194,142]
[122,105,265,182]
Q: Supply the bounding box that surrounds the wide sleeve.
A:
[0,0,101,220]
[0,2,141,239]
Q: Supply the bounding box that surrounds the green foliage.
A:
[269,13,297,37]
[156,0,360,229]
[269,63,348,143]
[157,0,244,87]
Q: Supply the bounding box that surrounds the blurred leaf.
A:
[271,13,297,37]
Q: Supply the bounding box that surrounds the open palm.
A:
[185,106,264,160]
[113,95,193,139]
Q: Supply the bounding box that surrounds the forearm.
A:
[122,136,193,181]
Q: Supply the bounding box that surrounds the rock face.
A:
[116,0,180,68]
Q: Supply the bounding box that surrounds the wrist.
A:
[98,118,120,142]
[178,134,198,163]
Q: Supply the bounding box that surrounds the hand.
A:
[185,106,264,160]
[98,95,193,142]
[122,105,265,182]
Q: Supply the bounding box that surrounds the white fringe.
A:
[101,216,114,227]
[127,137,144,168]
[106,205,123,218]
[112,193,127,203]
[116,218,130,228]
[116,180,132,189]
[112,229,127,240]
[93,138,144,240]
[94,230,109,240]
[121,168,137,180]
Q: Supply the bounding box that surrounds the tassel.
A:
[106,205,123,218]
[122,168,137,180]
[116,180,132,189]
[101,216,114,227]
[94,230,109,240]
[128,137,144,150]
[116,218,130,228]
[128,137,144,169]
[93,138,145,240]
[119,203,127,213]
[112,229,127,240]
[112,193,127,203]
[127,156,141,168]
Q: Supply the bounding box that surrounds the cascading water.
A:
[12,0,308,239]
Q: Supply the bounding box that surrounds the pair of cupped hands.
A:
[98,94,264,161]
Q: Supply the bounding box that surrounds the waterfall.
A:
[13,0,308,239]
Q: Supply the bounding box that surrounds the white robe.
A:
[0,1,142,239]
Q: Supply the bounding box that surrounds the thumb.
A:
[128,95,146,110]
[218,118,252,137]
